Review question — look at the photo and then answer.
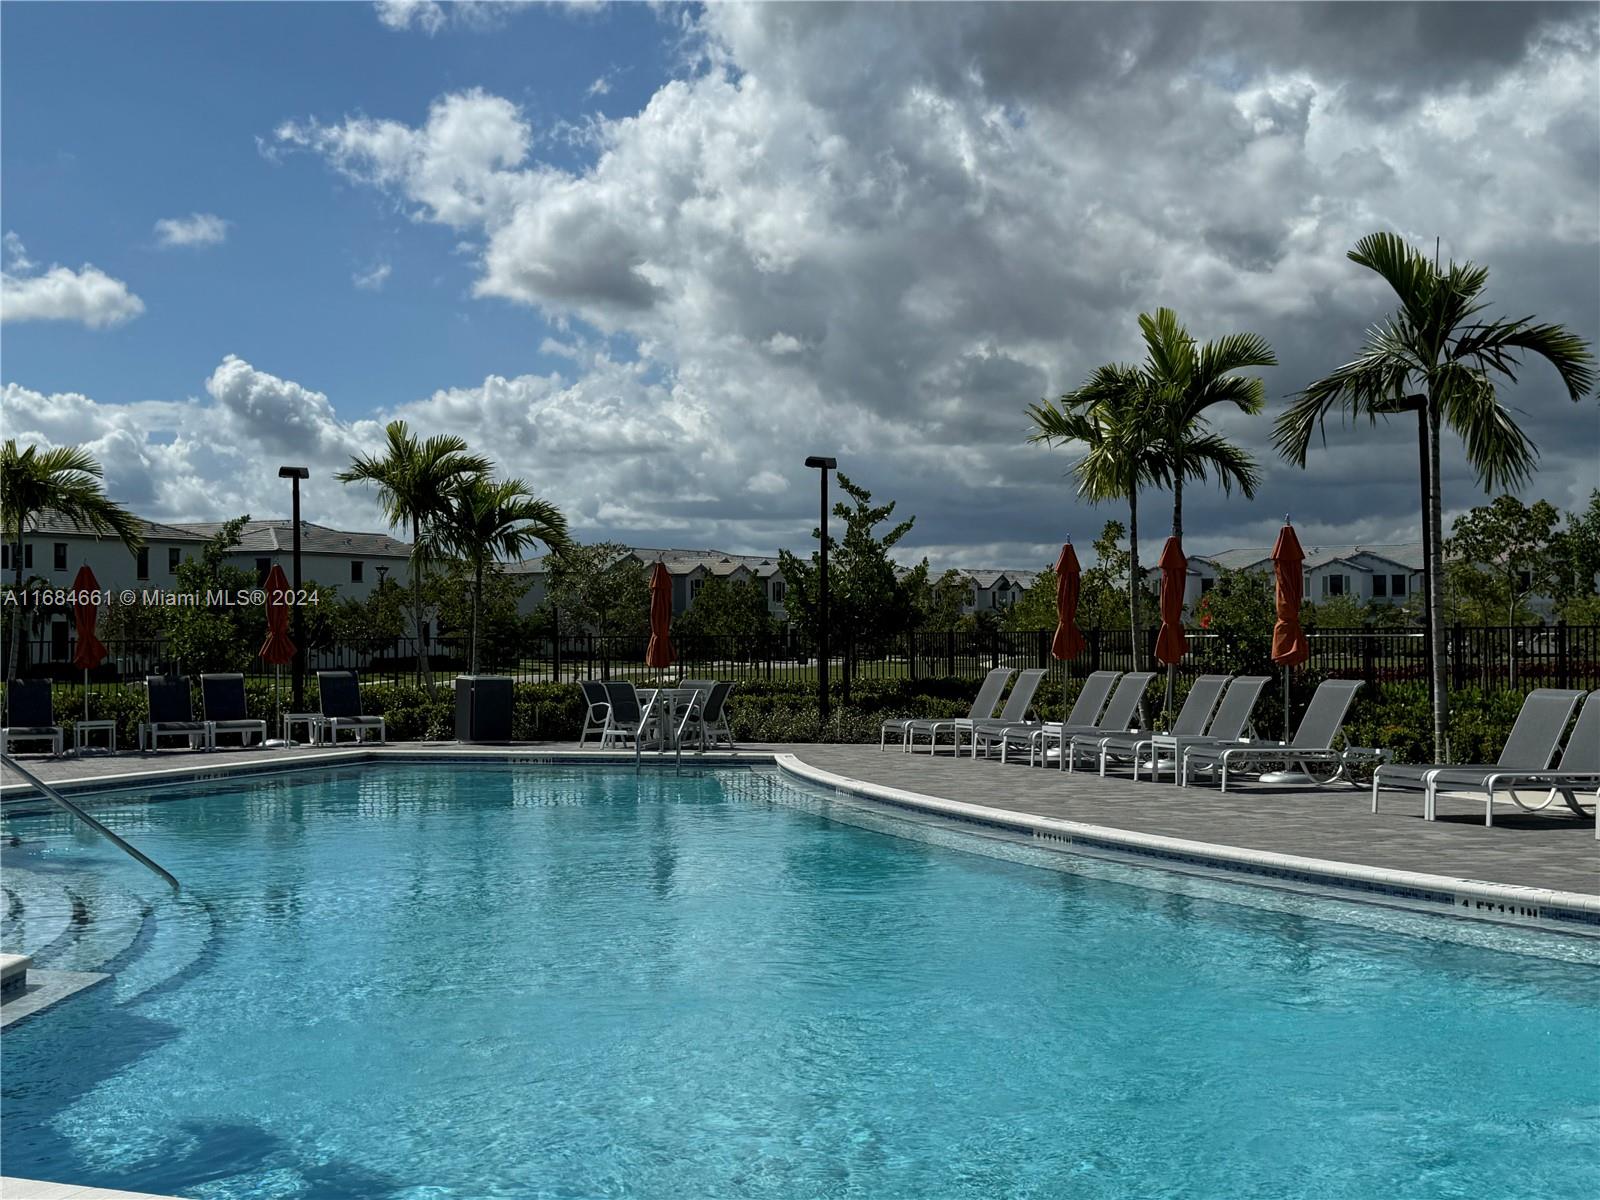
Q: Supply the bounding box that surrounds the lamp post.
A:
[278,466,309,710]
[804,456,836,727]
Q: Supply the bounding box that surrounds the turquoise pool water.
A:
[2,764,1597,1199]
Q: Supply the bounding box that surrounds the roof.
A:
[164,520,413,558]
[23,510,210,542]
[1193,541,1425,573]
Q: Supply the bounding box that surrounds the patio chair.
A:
[599,682,660,758]
[947,668,1048,759]
[1045,670,1159,771]
[317,671,387,745]
[0,679,64,756]
[578,680,612,747]
[982,670,1120,765]
[1072,674,1229,777]
[1371,687,1587,824]
[140,676,212,752]
[1180,678,1363,791]
[677,681,735,750]
[886,667,1013,754]
[200,673,267,749]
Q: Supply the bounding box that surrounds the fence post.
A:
[1451,624,1464,690]
[1556,621,1569,689]
[1362,631,1375,689]
[1090,629,1101,672]
[990,629,999,671]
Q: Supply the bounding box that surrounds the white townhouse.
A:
[1171,542,1427,612]
[966,570,1037,613]
[163,520,414,601]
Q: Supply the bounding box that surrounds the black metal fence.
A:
[8,624,1599,695]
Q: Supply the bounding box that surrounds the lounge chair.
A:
[1138,675,1271,783]
[884,667,1013,754]
[578,680,612,747]
[1180,678,1363,791]
[140,676,212,752]
[677,681,735,750]
[1072,674,1229,777]
[317,671,386,745]
[1045,670,1159,771]
[950,668,1048,759]
[1372,687,1587,824]
[0,680,64,756]
[987,671,1122,765]
[200,673,267,749]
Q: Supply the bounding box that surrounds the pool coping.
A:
[772,754,1600,934]
[4,745,1596,932]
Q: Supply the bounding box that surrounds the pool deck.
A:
[2,741,1594,900]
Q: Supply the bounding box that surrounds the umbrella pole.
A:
[1283,664,1290,743]
[83,668,90,723]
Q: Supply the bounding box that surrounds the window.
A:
[1371,574,1387,598]
[351,560,364,583]
[256,558,272,583]
[1321,574,1347,598]
[1391,574,1407,597]
[54,543,68,570]
[1199,577,1215,594]
[690,578,703,599]
[22,543,32,570]
[168,548,182,574]
[136,547,149,580]
[2,545,8,569]
[771,581,785,603]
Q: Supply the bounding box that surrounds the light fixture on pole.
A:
[277,466,309,710]
[804,456,836,727]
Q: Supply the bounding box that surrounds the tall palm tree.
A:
[1,441,144,687]
[1028,366,1166,671]
[424,477,569,674]
[1137,308,1275,711]
[1275,231,1596,760]
[337,421,491,694]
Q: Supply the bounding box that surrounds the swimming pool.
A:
[3,764,1597,1198]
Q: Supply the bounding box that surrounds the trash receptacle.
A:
[455,675,513,743]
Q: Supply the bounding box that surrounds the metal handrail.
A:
[0,752,180,893]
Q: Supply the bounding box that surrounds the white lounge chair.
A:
[886,668,1014,755]
[1181,678,1363,791]
[1072,673,1229,777]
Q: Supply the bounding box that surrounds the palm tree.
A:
[1028,366,1166,671]
[424,477,569,674]
[1137,308,1275,711]
[1275,231,1596,760]
[337,421,491,694]
[1,441,144,687]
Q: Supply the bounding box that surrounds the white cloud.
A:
[373,0,535,36]
[374,0,445,35]
[1,237,144,328]
[353,261,392,291]
[153,212,230,248]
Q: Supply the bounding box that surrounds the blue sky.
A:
[3,3,1596,567]
[2,1,671,413]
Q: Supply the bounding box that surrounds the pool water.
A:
[2,765,1597,1199]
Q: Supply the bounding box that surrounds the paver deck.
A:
[3,742,1595,896]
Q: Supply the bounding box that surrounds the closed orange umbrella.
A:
[71,564,107,723]
[1271,521,1310,743]
[1154,536,1188,666]
[1050,543,1085,661]
[71,565,107,671]
[259,564,296,666]
[645,562,674,670]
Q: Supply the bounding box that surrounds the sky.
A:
[2,0,1597,572]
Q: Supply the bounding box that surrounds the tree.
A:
[542,542,651,638]
[1080,520,1139,632]
[426,560,531,668]
[1,441,144,684]
[674,575,773,651]
[909,564,972,632]
[332,574,411,644]
[337,421,491,694]
[423,476,567,674]
[1275,231,1596,759]
[1136,307,1274,709]
[1192,568,1275,675]
[779,473,918,693]
[1549,489,1600,607]
[1004,568,1058,632]
[1444,495,1560,628]
[1028,367,1166,671]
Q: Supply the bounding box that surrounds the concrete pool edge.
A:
[3,745,1595,932]
[773,754,1600,934]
